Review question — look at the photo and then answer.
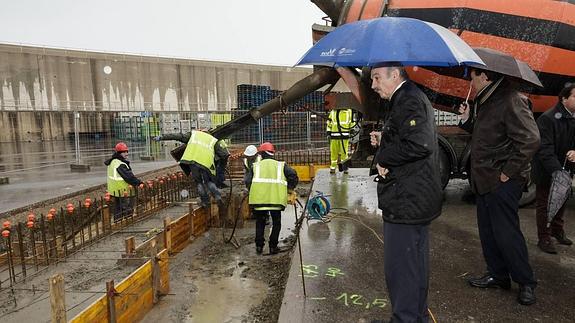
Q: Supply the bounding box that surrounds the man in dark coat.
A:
[370,65,442,323]
[532,84,575,254]
[458,68,540,305]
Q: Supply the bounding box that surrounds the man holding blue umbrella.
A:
[370,64,443,323]
[296,16,485,322]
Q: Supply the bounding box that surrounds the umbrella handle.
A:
[563,157,568,169]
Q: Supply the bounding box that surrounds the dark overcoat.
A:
[376,81,442,224]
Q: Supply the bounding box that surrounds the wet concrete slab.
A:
[280,168,389,322]
[280,169,575,322]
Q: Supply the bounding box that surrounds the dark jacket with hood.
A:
[531,102,575,186]
[104,152,143,187]
[375,81,443,225]
[459,78,540,195]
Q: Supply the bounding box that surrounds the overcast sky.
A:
[0,0,326,66]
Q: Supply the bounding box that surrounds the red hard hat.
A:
[115,142,129,152]
[258,142,275,154]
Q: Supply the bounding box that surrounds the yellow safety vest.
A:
[327,109,353,137]
[249,159,288,209]
[181,131,217,175]
[107,159,132,197]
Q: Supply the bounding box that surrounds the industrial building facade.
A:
[0,43,317,142]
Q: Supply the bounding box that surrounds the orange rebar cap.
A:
[115,142,129,152]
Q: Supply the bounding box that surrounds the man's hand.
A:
[370,131,382,147]
[376,164,389,178]
[567,150,575,163]
[500,172,509,182]
[287,191,297,205]
[458,102,470,123]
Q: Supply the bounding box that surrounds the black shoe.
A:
[269,246,280,254]
[256,246,263,254]
[468,273,511,289]
[518,285,536,305]
[330,168,336,174]
[538,239,557,254]
[552,232,573,246]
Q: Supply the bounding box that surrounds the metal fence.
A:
[0,110,331,175]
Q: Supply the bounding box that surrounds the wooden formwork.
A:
[70,249,169,323]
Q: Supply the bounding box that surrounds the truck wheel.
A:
[438,144,451,189]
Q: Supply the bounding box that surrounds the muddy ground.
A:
[143,186,310,323]
[143,227,296,323]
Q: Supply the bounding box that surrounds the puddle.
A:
[186,259,268,322]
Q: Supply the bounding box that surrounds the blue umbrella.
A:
[296,17,485,68]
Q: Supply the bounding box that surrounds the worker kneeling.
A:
[245,142,298,254]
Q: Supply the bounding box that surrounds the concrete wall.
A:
[0,43,315,112]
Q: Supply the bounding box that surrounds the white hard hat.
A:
[243,145,258,157]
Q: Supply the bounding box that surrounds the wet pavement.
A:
[279,169,575,322]
[0,159,175,213]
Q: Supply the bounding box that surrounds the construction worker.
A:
[327,108,354,174]
[154,130,229,208]
[245,142,298,254]
[242,145,259,171]
[215,139,230,189]
[104,142,143,221]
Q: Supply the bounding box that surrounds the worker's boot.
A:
[537,239,557,254]
[330,168,336,174]
[256,246,263,254]
[552,231,573,245]
[269,246,280,254]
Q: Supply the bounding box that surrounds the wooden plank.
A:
[117,288,153,323]
[124,237,135,255]
[170,221,189,238]
[106,280,117,323]
[70,296,107,323]
[151,247,160,304]
[171,233,189,248]
[50,274,66,323]
[163,217,172,252]
[115,261,152,293]
[157,249,170,295]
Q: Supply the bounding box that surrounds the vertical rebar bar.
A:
[40,215,49,265]
[16,223,26,279]
[6,235,15,285]
[60,208,68,256]
[79,201,85,247]
[50,216,58,260]
[29,221,38,271]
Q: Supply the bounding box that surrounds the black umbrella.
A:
[473,47,543,88]
[426,47,543,90]
[547,158,572,226]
